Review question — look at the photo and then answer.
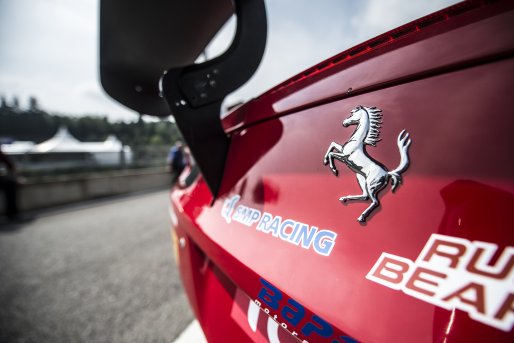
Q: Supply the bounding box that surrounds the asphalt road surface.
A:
[0,189,194,343]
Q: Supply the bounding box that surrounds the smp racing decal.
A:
[221,195,337,256]
[367,233,514,332]
[256,278,357,343]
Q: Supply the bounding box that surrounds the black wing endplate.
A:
[100,0,268,197]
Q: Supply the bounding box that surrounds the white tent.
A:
[35,126,83,153]
[7,126,132,168]
[1,141,35,154]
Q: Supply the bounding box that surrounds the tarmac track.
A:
[0,189,193,343]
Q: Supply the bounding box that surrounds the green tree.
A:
[28,96,40,112]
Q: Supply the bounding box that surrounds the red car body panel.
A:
[171,1,514,342]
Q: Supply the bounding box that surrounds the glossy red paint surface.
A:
[222,0,514,132]
[171,1,514,342]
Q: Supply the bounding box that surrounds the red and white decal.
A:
[367,234,514,332]
[231,288,299,343]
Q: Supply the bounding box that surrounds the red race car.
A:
[100,0,514,341]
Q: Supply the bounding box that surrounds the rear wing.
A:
[100,0,267,197]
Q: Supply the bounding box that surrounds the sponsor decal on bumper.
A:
[367,233,514,332]
[255,278,357,343]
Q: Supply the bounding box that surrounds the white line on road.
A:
[173,320,207,343]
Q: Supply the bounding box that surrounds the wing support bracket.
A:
[161,0,267,198]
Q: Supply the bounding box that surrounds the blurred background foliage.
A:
[1,96,182,176]
[0,95,180,147]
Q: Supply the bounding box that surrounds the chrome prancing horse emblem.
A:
[323,106,412,223]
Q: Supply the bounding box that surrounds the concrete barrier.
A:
[13,168,172,212]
